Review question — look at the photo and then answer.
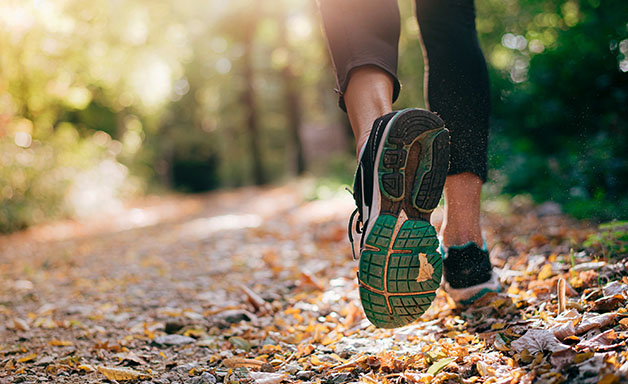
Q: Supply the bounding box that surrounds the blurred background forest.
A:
[0,0,627,233]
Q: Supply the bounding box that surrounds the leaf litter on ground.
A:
[0,183,626,383]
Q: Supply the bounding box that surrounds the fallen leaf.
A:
[153,334,195,346]
[240,283,272,314]
[426,357,455,376]
[222,357,264,369]
[552,321,576,341]
[96,365,146,381]
[415,253,434,283]
[575,313,616,334]
[249,371,287,384]
[538,264,553,280]
[12,318,30,331]
[511,329,570,354]
[77,364,96,372]
[17,353,37,363]
[49,339,73,347]
[577,330,625,351]
[598,373,620,384]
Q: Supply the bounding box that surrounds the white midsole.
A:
[362,109,407,243]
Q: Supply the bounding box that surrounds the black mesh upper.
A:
[443,242,493,289]
[352,112,397,223]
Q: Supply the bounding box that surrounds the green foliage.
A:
[1,0,627,232]
[477,0,628,219]
[0,128,124,232]
[583,221,628,258]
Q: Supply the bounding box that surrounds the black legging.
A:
[319,0,490,182]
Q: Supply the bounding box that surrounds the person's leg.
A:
[344,66,394,158]
[318,0,401,157]
[415,0,490,247]
[319,0,451,327]
[441,173,483,246]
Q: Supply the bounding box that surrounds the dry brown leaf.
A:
[511,329,570,354]
[415,253,434,283]
[552,322,576,341]
[12,318,30,331]
[222,357,264,369]
[299,272,324,290]
[577,330,625,351]
[96,365,146,381]
[240,284,271,314]
[248,371,286,384]
[49,339,73,347]
[342,301,361,328]
[575,312,616,335]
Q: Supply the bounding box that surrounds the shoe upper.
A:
[442,242,493,289]
[348,112,397,257]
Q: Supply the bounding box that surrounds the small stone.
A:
[227,336,251,352]
[154,334,196,346]
[328,372,351,384]
[215,309,255,324]
[175,362,198,374]
[165,321,185,334]
[284,363,301,374]
[296,371,314,380]
[199,372,217,384]
[260,362,275,372]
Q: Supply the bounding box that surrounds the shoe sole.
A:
[358,108,450,328]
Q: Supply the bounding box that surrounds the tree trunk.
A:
[278,13,306,175]
[242,19,266,185]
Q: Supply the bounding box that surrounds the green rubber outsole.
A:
[357,108,449,329]
[358,216,442,328]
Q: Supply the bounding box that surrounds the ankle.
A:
[440,227,483,248]
[356,131,371,159]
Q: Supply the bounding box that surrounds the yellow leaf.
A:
[49,339,73,347]
[78,364,95,372]
[311,355,324,366]
[574,352,594,364]
[491,323,506,330]
[261,344,282,354]
[17,353,37,363]
[97,365,146,381]
[598,373,619,384]
[538,263,553,280]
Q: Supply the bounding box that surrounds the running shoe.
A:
[348,108,450,328]
[441,241,501,306]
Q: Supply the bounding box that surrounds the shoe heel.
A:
[413,128,450,212]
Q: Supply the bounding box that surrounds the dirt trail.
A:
[1,182,626,384]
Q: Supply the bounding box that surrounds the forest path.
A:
[1,181,626,384]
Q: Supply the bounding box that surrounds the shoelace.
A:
[347,185,368,260]
[347,208,362,260]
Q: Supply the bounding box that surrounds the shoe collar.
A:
[439,238,487,257]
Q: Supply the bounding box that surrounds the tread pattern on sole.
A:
[358,108,450,329]
[378,109,450,214]
[358,213,442,329]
